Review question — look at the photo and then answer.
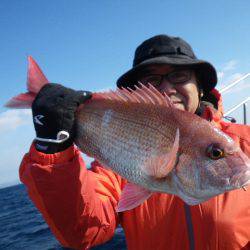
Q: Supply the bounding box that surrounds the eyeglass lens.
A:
[138,70,191,87]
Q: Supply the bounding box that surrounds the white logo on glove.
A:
[34,115,44,125]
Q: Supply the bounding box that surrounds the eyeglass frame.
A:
[136,68,193,87]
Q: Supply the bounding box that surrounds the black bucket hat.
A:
[116,35,217,94]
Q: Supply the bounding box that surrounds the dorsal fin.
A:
[93,83,173,107]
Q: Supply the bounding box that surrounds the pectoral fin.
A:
[142,128,180,178]
[117,183,152,212]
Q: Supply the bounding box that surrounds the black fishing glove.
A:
[32,83,92,154]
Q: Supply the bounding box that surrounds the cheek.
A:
[178,86,199,113]
[187,93,199,113]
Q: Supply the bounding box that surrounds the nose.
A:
[159,78,177,95]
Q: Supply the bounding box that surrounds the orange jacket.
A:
[19,90,250,250]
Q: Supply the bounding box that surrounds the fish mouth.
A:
[230,170,250,188]
[229,150,250,188]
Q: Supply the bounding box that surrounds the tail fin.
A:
[5,56,49,108]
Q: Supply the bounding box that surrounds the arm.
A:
[20,83,125,249]
[20,143,125,249]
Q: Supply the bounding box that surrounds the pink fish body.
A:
[6,57,250,212]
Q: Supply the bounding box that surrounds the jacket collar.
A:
[200,89,224,125]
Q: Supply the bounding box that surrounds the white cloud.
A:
[222,60,238,72]
[217,59,238,82]
[228,72,244,82]
[0,109,32,133]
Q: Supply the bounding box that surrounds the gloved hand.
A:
[32,83,92,154]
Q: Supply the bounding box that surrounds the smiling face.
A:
[137,64,201,113]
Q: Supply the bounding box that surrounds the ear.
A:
[200,89,204,98]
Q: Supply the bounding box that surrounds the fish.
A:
[6,56,250,212]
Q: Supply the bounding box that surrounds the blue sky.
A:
[0,0,249,187]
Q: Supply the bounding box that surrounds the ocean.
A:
[0,184,127,250]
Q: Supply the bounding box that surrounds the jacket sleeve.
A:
[19,143,126,250]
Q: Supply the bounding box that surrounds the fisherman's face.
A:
[137,65,200,113]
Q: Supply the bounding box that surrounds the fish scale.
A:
[75,100,181,193]
[76,101,175,158]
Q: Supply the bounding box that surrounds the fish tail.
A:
[5,56,49,108]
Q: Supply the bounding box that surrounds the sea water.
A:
[0,184,126,250]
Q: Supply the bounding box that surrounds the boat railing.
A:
[219,73,250,125]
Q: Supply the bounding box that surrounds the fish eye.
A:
[206,144,225,160]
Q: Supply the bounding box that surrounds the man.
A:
[20,35,250,250]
